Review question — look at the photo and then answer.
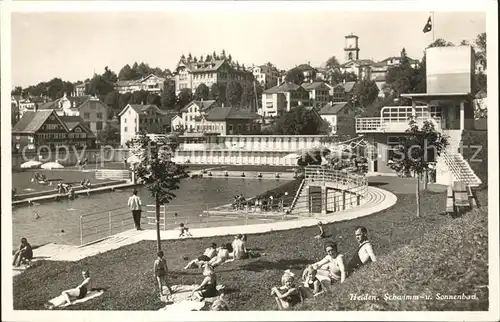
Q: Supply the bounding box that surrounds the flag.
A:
[422,16,432,33]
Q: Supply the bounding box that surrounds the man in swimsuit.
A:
[346,226,377,275]
[308,241,346,284]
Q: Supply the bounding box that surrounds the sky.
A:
[10,8,486,88]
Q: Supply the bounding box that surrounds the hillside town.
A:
[11,33,488,154]
[6,7,494,316]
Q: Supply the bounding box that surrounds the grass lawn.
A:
[13,187,488,311]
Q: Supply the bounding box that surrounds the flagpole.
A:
[432,12,435,42]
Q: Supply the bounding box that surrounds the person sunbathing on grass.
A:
[301,265,323,296]
[271,270,302,310]
[191,264,218,301]
[184,243,218,269]
[346,226,377,275]
[209,243,234,267]
[231,234,248,260]
[45,269,92,308]
[304,241,346,285]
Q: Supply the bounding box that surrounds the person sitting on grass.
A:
[184,243,218,269]
[231,234,248,260]
[270,270,302,310]
[305,241,346,285]
[301,266,323,297]
[314,221,326,239]
[154,250,173,298]
[12,237,33,267]
[49,269,92,308]
[209,243,234,267]
[346,226,377,275]
[179,223,193,237]
[191,264,218,301]
[210,292,230,311]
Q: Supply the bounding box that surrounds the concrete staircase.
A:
[438,130,482,187]
[288,179,305,214]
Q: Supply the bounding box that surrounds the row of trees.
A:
[118,62,171,81]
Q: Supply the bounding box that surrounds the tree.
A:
[87,75,114,96]
[12,102,20,126]
[428,38,454,48]
[226,81,243,106]
[187,53,193,62]
[103,66,118,83]
[194,83,210,101]
[274,106,324,135]
[209,83,226,102]
[118,64,134,80]
[161,82,177,109]
[352,80,379,109]
[127,132,188,251]
[325,56,340,70]
[130,90,149,105]
[147,93,162,106]
[385,53,423,103]
[12,86,23,96]
[240,81,257,109]
[104,91,120,110]
[285,68,305,85]
[96,124,120,146]
[177,88,193,109]
[119,92,132,109]
[475,32,487,70]
[387,117,449,217]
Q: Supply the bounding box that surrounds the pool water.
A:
[11,178,287,247]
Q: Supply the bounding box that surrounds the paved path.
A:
[12,186,396,276]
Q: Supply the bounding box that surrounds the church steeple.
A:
[344,33,360,61]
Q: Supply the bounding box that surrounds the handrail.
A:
[288,178,305,213]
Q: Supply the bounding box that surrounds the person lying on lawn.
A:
[191,264,218,301]
[304,241,346,284]
[60,269,92,305]
[184,243,218,269]
[346,226,377,275]
[209,243,234,267]
[271,270,302,309]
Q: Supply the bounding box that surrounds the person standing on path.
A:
[128,189,143,230]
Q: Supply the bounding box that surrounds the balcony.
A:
[356,106,443,133]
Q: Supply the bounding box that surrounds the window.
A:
[96,113,103,119]
[246,124,251,132]
[124,126,128,132]
[84,113,90,119]
[124,118,127,123]
[96,122,103,131]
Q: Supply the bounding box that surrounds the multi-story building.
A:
[115,74,166,94]
[11,96,48,118]
[250,64,279,89]
[192,106,261,136]
[294,63,318,83]
[118,103,173,146]
[37,94,110,134]
[340,59,374,80]
[12,109,96,153]
[332,81,356,103]
[344,34,360,61]
[319,102,356,134]
[178,100,220,132]
[259,82,310,117]
[174,57,252,94]
[73,82,88,96]
[355,45,482,187]
[301,82,331,109]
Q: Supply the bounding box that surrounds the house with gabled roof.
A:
[301,82,331,109]
[12,109,95,153]
[59,115,97,148]
[340,59,374,80]
[332,81,356,103]
[178,99,220,132]
[115,74,166,94]
[319,101,356,134]
[260,82,310,117]
[37,93,110,134]
[118,103,173,146]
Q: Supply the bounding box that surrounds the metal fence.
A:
[78,201,295,246]
[290,165,368,216]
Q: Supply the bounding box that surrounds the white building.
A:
[259,82,309,117]
[250,64,279,89]
[115,74,166,94]
[301,82,331,109]
[319,102,356,134]
[177,100,220,132]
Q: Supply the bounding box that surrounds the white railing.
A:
[95,169,131,181]
[145,204,168,230]
[293,165,368,215]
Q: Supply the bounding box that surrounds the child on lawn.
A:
[154,251,172,298]
[179,223,193,237]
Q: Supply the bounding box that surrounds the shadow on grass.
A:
[239,258,314,272]
[368,182,389,187]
